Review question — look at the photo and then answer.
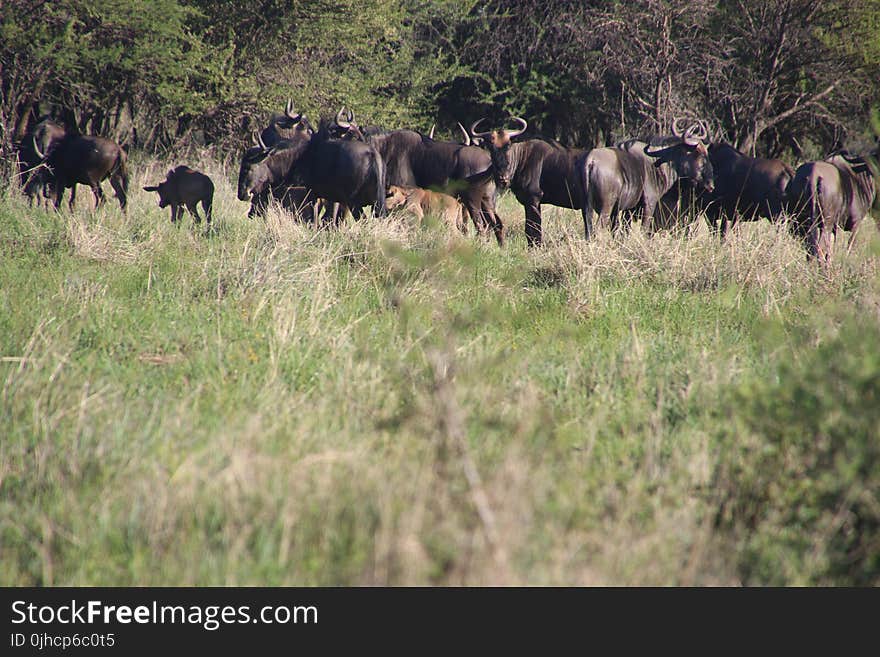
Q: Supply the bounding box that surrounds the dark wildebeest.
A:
[32,130,128,211]
[144,165,214,226]
[471,116,588,246]
[244,101,316,218]
[578,121,716,238]
[237,137,321,223]
[240,123,387,222]
[16,118,67,206]
[657,135,794,237]
[785,150,877,263]
[332,109,502,242]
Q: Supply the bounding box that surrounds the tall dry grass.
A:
[1,157,878,585]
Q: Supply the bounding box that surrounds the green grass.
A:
[2,159,879,585]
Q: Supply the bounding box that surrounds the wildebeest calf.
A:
[386,185,464,231]
[144,166,214,226]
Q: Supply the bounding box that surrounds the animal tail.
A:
[810,173,822,234]
[580,155,595,240]
[110,147,129,210]
[372,150,387,218]
[777,164,796,216]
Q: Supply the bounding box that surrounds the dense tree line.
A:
[2,0,878,160]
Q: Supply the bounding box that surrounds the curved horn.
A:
[345,107,354,123]
[697,120,709,142]
[506,116,527,139]
[335,107,351,130]
[428,124,435,140]
[457,122,471,146]
[684,121,709,146]
[285,99,302,122]
[682,122,702,146]
[671,116,686,138]
[251,130,261,146]
[257,132,269,151]
[32,135,45,160]
[643,143,671,159]
[471,118,492,139]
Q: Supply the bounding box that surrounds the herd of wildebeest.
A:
[13,99,880,263]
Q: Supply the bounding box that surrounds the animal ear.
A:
[143,185,158,192]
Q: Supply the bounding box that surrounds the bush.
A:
[713,314,880,585]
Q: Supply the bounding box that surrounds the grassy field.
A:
[2,154,879,586]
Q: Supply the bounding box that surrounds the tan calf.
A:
[386,185,465,232]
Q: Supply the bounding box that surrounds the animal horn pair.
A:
[671,116,687,138]
[470,116,528,140]
[335,106,356,130]
[671,117,709,145]
[251,130,269,151]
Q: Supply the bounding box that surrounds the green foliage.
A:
[714,313,880,585]
[3,0,880,152]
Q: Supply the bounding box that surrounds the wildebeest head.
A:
[331,107,367,141]
[31,118,66,158]
[16,134,54,204]
[237,137,273,201]
[470,116,528,187]
[259,99,310,145]
[237,132,309,202]
[143,169,181,208]
[643,120,715,192]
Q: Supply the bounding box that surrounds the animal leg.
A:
[706,209,720,239]
[459,203,470,234]
[609,206,623,236]
[719,214,732,241]
[52,183,65,211]
[643,207,658,238]
[638,202,656,235]
[463,202,487,236]
[580,187,596,240]
[109,174,127,211]
[318,203,335,228]
[203,198,213,227]
[452,205,466,234]
[187,201,202,224]
[596,196,615,234]
[249,192,268,219]
[819,229,833,265]
[411,202,425,224]
[485,205,504,246]
[90,183,105,210]
[524,196,543,247]
[845,222,860,256]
